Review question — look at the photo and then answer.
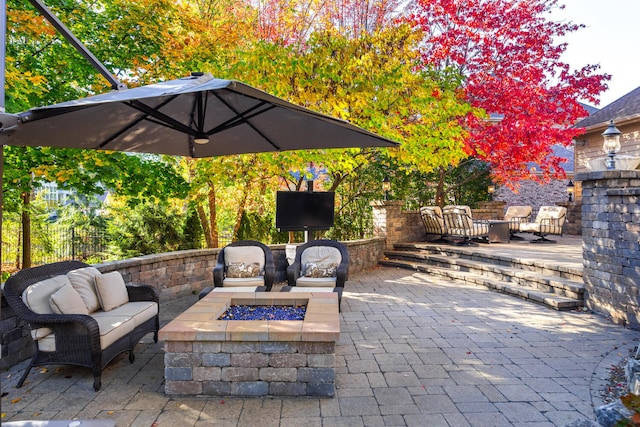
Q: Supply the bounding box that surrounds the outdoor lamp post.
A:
[382,176,391,200]
[566,180,574,202]
[488,185,495,200]
[602,120,622,170]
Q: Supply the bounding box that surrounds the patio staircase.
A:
[379,242,584,310]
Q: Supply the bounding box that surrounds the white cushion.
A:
[224,246,265,274]
[211,286,262,292]
[95,271,129,312]
[50,284,89,315]
[295,276,338,287]
[287,287,339,293]
[23,275,71,314]
[222,277,265,287]
[301,246,341,276]
[92,301,158,329]
[37,315,136,353]
[67,267,102,313]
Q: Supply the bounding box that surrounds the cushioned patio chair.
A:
[281,239,348,309]
[504,205,532,240]
[442,205,490,245]
[518,205,567,243]
[419,206,448,242]
[198,240,275,299]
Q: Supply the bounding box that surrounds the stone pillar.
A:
[576,170,640,328]
[371,200,426,251]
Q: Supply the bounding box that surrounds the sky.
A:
[552,0,640,108]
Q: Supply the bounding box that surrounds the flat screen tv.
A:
[276,191,335,231]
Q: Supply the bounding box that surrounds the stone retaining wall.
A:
[0,238,385,370]
[577,170,640,328]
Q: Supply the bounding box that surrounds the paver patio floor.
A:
[2,266,639,426]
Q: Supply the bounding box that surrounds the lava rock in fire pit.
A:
[218,305,306,321]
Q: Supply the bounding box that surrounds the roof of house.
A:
[575,85,640,129]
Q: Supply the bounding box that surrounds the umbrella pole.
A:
[26,0,126,91]
[1,0,6,271]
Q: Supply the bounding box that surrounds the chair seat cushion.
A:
[284,286,340,293]
[295,276,337,287]
[222,276,266,287]
[38,313,137,352]
[519,222,540,233]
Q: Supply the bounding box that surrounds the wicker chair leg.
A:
[93,376,102,391]
[16,358,35,388]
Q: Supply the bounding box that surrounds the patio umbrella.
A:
[0,72,398,157]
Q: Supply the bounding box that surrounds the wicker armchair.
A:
[281,239,348,309]
[3,261,159,391]
[199,240,275,299]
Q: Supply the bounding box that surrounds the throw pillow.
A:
[94,271,129,312]
[226,262,261,278]
[304,262,338,278]
[50,283,90,315]
[66,266,102,313]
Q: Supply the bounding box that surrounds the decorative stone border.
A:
[158,292,340,397]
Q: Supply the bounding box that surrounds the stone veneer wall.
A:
[0,238,385,370]
[164,341,336,397]
[577,170,640,328]
[371,201,426,250]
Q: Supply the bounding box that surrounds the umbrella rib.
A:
[127,99,199,135]
[208,93,282,150]
[97,96,180,149]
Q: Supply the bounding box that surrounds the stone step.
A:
[380,259,583,310]
[384,250,584,300]
[393,242,583,281]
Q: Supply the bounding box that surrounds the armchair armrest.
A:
[126,284,159,303]
[287,261,301,286]
[263,262,275,291]
[213,262,225,287]
[335,263,348,288]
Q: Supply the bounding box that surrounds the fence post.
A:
[71,226,76,260]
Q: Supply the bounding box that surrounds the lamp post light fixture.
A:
[602,120,622,170]
[487,184,495,200]
[382,176,391,200]
[566,179,574,202]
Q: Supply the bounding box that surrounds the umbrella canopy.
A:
[0,72,397,157]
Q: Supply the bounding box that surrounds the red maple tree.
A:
[407,0,609,184]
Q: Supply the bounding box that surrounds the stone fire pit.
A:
[158,292,340,397]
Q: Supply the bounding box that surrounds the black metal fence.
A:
[2,223,108,272]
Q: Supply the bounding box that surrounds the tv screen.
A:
[276,191,335,231]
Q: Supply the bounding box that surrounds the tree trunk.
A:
[21,191,32,269]
[207,182,219,248]
[232,182,251,241]
[196,204,213,248]
[435,166,446,207]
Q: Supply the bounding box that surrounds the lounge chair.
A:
[442,205,490,245]
[198,240,275,299]
[519,206,567,243]
[281,239,348,309]
[419,206,448,242]
[504,205,532,240]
